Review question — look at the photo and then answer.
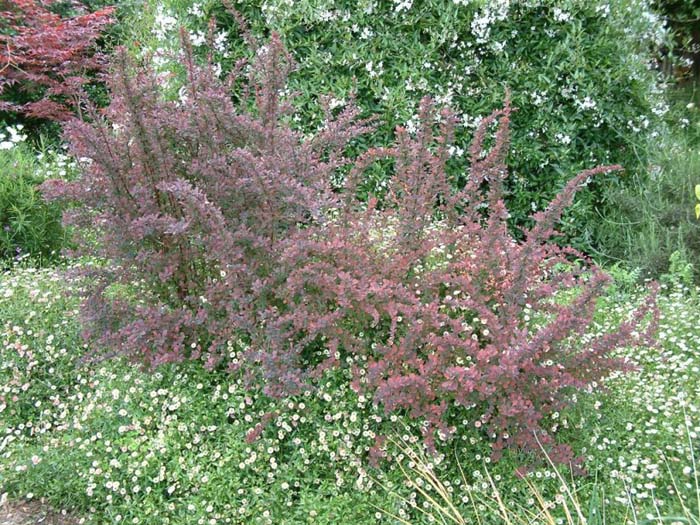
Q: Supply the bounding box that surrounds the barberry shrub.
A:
[0,0,115,123]
[43,35,658,464]
[139,0,670,255]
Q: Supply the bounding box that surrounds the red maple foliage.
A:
[42,34,659,465]
[0,0,114,121]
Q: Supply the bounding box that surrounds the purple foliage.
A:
[42,35,658,464]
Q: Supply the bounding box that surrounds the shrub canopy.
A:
[141,0,670,251]
[43,34,658,465]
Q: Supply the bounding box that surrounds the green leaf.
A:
[695,184,700,201]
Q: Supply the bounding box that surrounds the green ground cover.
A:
[2,2,700,524]
[0,263,698,524]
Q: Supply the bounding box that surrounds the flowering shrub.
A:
[0,0,115,123]
[136,0,670,252]
[43,35,658,464]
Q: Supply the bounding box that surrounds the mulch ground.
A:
[0,498,79,525]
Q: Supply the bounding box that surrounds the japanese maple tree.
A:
[0,0,114,122]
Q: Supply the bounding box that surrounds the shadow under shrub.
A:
[42,34,659,466]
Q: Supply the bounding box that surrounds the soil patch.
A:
[0,499,79,525]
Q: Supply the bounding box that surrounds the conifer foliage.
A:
[42,35,658,463]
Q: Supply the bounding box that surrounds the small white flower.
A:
[596,4,610,17]
[328,97,346,110]
[393,0,413,12]
[555,132,572,145]
[187,3,204,17]
[214,31,229,53]
[365,60,384,78]
[190,31,206,47]
[553,7,571,22]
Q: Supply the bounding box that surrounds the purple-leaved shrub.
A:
[42,34,658,465]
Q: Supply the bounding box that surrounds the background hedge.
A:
[131,0,670,254]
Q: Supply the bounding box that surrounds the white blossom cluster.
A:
[0,125,27,150]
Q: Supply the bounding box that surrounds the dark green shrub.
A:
[653,0,700,80]
[596,84,700,281]
[0,134,67,264]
